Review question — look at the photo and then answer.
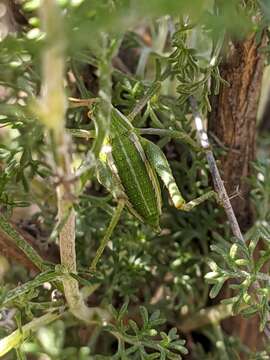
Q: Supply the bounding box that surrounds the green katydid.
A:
[69,86,217,270]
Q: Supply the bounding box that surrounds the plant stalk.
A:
[38,0,95,323]
[0,311,61,357]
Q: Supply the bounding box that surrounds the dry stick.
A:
[189,96,270,337]
[189,96,244,242]
[179,304,234,333]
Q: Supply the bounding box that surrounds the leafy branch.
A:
[104,302,188,359]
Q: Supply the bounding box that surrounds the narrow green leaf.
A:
[209,279,226,299]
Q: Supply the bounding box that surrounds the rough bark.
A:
[209,32,268,352]
[209,33,267,231]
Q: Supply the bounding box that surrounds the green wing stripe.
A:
[116,136,152,215]
[130,134,162,215]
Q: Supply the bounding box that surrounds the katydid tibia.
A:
[89,106,216,270]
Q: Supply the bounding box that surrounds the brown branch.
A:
[189,96,244,242]
[208,31,269,350]
[209,33,268,231]
[189,96,270,343]
[0,220,59,272]
[179,304,234,332]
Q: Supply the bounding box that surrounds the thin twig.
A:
[189,96,244,242]
[0,215,48,272]
[179,303,234,332]
[0,310,62,357]
[189,96,270,338]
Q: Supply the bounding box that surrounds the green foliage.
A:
[1,0,270,359]
[19,320,92,360]
[205,159,270,330]
[102,303,188,359]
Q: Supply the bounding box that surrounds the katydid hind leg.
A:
[143,138,217,211]
[178,190,217,212]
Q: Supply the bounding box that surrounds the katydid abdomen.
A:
[111,135,161,230]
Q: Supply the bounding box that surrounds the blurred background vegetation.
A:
[1,0,270,359]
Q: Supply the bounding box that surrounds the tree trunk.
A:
[209,32,268,352]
